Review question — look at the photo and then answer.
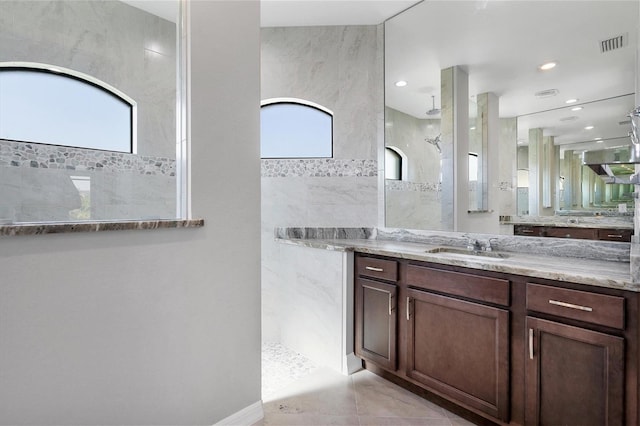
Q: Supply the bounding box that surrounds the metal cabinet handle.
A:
[388,293,393,316]
[549,299,593,312]
[529,328,534,360]
[607,234,623,238]
[522,230,534,234]
[406,297,411,321]
[365,266,384,272]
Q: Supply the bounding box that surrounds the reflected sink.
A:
[425,247,510,260]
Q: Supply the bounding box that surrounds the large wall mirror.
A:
[384,0,638,234]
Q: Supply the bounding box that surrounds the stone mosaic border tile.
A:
[0,140,176,176]
[385,180,440,192]
[261,159,377,178]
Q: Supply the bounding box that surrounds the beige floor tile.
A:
[353,370,448,419]
[263,367,357,416]
[358,416,453,425]
[260,413,360,425]
[446,413,477,426]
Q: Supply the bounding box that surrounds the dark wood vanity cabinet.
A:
[355,257,398,371]
[525,317,624,426]
[354,253,640,426]
[406,288,510,421]
[513,225,632,242]
[524,283,626,426]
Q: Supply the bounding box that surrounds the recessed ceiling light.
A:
[571,106,583,111]
[566,98,579,104]
[470,126,476,130]
[539,62,557,71]
[395,80,408,87]
[584,125,595,130]
[596,140,604,143]
[594,137,603,141]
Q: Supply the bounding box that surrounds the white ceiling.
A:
[384,1,638,151]
[261,0,420,27]
[121,0,421,26]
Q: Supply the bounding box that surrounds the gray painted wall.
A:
[0,1,261,424]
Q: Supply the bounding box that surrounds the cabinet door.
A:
[355,278,397,370]
[525,317,624,426]
[406,289,509,421]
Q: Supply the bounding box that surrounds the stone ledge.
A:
[0,218,204,237]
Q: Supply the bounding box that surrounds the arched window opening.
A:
[385,147,403,180]
[0,62,136,153]
[260,98,333,158]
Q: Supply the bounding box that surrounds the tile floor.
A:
[258,344,476,426]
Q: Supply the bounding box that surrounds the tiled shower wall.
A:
[0,140,175,222]
[261,26,383,347]
[0,1,176,221]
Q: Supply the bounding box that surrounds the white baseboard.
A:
[215,400,264,426]
[343,352,363,375]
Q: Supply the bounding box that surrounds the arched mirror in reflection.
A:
[384,0,638,235]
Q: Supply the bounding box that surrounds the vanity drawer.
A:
[542,227,597,240]
[406,264,510,306]
[356,256,398,282]
[597,228,632,242]
[526,283,625,329]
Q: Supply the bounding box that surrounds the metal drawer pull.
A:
[365,266,384,272]
[607,234,623,238]
[529,328,534,360]
[388,293,393,316]
[549,299,593,312]
[406,297,411,321]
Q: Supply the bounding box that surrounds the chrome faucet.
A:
[467,238,483,253]
[485,237,499,252]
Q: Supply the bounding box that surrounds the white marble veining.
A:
[0,0,176,158]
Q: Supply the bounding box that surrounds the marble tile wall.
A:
[0,0,176,158]
[0,1,177,222]
[261,25,383,345]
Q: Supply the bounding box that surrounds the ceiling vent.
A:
[600,33,628,53]
[535,89,559,98]
[559,116,579,122]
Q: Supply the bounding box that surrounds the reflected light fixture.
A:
[571,106,583,111]
[539,61,557,71]
[566,98,579,104]
[395,80,408,87]
[584,125,595,130]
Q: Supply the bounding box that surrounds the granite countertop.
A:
[277,237,634,292]
[0,218,204,236]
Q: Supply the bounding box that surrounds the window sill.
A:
[0,218,204,237]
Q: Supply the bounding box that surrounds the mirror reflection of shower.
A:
[425,134,441,154]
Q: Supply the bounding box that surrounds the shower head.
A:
[426,95,440,116]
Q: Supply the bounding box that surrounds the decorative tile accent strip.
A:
[0,139,176,176]
[385,180,440,192]
[261,159,377,178]
[498,181,513,191]
[0,218,204,237]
